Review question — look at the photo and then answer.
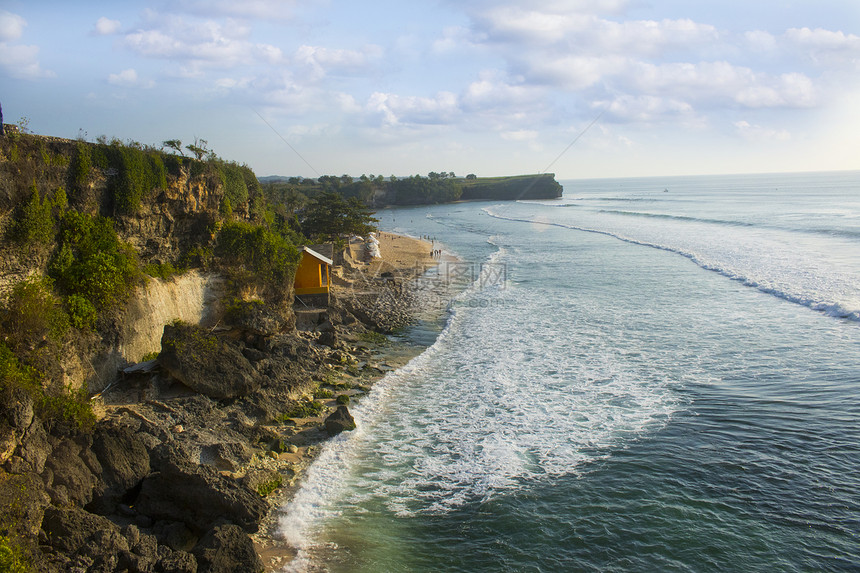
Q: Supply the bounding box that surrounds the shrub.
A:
[94,142,168,214]
[0,344,94,431]
[1,276,69,357]
[215,221,300,286]
[143,261,181,280]
[65,294,97,330]
[69,142,92,194]
[0,534,29,573]
[9,183,54,249]
[50,210,141,311]
[219,163,249,209]
[256,474,283,497]
[281,399,324,420]
[336,394,350,405]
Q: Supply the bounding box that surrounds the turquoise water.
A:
[281,171,860,572]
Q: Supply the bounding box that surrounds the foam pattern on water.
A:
[485,204,860,320]
[279,244,679,570]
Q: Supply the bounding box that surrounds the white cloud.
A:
[92,17,121,36]
[0,10,25,41]
[522,54,627,90]
[745,30,777,52]
[733,120,791,142]
[107,68,155,88]
[603,94,698,124]
[784,27,860,68]
[367,91,460,126]
[294,44,383,80]
[123,17,284,68]
[625,61,817,109]
[170,0,303,20]
[461,71,545,110]
[0,10,53,79]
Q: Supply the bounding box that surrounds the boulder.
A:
[158,549,198,573]
[225,300,289,337]
[134,458,267,534]
[41,505,126,557]
[192,523,263,573]
[87,420,151,514]
[324,405,356,436]
[44,436,99,506]
[159,323,260,399]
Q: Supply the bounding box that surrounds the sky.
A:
[1,0,858,179]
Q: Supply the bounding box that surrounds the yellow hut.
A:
[294,246,332,305]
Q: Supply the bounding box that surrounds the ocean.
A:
[280,170,860,572]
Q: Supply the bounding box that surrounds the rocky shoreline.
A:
[1,233,440,572]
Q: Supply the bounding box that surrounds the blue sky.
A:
[1,0,858,179]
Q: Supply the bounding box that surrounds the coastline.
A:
[251,231,447,571]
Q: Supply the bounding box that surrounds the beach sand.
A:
[344,232,438,279]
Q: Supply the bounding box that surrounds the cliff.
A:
[0,131,438,572]
[0,132,315,571]
[459,173,563,201]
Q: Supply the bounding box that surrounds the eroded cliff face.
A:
[0,134,270,393]
[90,271,226,392]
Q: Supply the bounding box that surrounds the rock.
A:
[44,436,99,506]
[0,424,17,463]
[159,549,198,573]
[324,405,356,436]
[159,324,260,399]
[0,386,34,430]
[19,418,51,473]
[0,471,49,538]
[225,300,289,337]
[41,505,126,556]
[134,458,267,534]
[192,523,263,573]
[156,520,198,552]
[87,420,151,515]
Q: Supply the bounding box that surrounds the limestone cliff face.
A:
[90,271,226,391]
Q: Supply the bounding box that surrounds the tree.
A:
[163,139,184,156]
[300,192,379,242]
[185,138,210,161]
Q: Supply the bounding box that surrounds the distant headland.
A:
[259,172,564,207]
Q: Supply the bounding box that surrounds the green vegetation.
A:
[256,474,283,497]
[300,192,379,242]
[50,210,142,319]
[215,220,301,286]
[459,173,562,200]
[388,173,462,204]
[280,399,325,420]
[336,394,350,405]
[358,330,388,344]
[0,343,95,431]
[0,534,29,573]
[8,183,56,250]
[1,277,69,359]
[90,141,168,214]
[143,261,181,280]
[313,387,334,399]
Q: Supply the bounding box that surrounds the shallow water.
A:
[280,171,860,572]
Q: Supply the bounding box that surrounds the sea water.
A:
[280,171,860,572]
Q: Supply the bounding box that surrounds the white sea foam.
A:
[484,206,860,321]
[278,240,680,571]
